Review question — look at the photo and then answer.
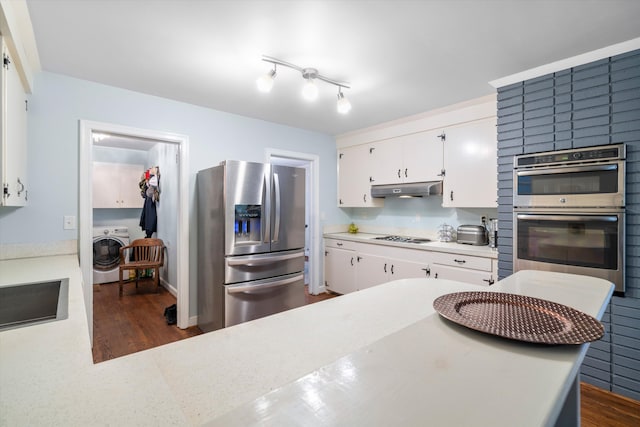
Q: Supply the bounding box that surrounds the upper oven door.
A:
[513,161,625,208]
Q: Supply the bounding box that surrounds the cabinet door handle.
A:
[454,259,466,264]
[16,178,25,197]
[397,169,401,178]
[350,257,354,266]
[336,242,343,246]
[369,147,375,154]
[357,256,362,262]
[384,263,387,273]
[404,168,408,178]
[363,194,367,203]
[325,251,328,256]
[339,198,343,205]
[369,176,374,183]
[483,278,495,285]
[437,169,446,177]
[434,273,438,279]
[391,264,394,274]
[421,267,430,277]
[450,191,454,201]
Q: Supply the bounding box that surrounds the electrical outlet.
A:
[63,215,76,230]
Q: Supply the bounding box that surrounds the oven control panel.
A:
[515,144,625,168]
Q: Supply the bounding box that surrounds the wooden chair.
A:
[118,238,165,297]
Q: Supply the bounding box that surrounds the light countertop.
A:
[324,232,499,258]
[0,256,612,426]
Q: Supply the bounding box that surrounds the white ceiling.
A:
[26,0,640,136]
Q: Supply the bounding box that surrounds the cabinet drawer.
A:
[431,252,492,272]
[432,264,494,287]
[324,239,358,251]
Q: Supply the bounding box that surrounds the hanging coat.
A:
[139,194,157,238]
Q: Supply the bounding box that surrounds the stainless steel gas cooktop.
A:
[373,235,432,244]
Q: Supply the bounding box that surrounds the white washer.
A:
[93,226,130,284]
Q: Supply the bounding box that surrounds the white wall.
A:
[0,71,348,316]
[148,142,179,291]
[346,197,497,237]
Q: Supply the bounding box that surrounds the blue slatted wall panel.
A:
[496,49,640,400]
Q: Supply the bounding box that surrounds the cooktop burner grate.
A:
[373,235,431,243]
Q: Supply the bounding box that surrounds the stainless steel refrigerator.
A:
[197,160,306,332]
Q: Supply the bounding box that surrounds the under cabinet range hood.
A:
[371,181,443,198]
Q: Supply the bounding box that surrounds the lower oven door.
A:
[224,272,305,327]
[513,208,624,293]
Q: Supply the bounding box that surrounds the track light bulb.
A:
[256,68,276,93]
[302,78,318,101]
[337,90,352,114]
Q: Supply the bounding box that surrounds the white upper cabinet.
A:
[93,162,144,209]
[441,117,497,208]
[337,144,383,208]
[1,38,28,207]
[371,130,444,185]
[335,96,497,209]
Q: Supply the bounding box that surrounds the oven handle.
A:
[515,163,617,176]
[516,214,619,222]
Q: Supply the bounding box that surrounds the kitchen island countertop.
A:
[0,255,612,426]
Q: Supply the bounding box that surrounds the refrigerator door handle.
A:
[273,172,281,243]
[227,274,303,294]
[227,251,303,266]
[263,172,270,244]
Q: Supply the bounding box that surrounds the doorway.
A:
[266,149,321,295]
[79,121,190,344]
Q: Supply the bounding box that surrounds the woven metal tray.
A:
[433,291,604,345]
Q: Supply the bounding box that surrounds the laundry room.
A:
[91,133,179,294]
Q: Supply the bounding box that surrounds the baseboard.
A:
[188,315,198,327]
[160,277,177,297]
[158,278,198,328]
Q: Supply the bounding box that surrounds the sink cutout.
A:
[0,279,69,331]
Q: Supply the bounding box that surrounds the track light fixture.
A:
[257,55,352,114]
[337,87,352,114]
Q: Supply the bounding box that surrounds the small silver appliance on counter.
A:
[197,160,306,332]
[456,225,488,246]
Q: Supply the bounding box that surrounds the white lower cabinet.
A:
[324,238,497,294]
[324,239,432,294]
[430,252,495,287]
[324,242,357,294]
[356,254,430,290]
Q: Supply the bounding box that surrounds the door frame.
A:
[79,120,190,343]
[266,149,321,294]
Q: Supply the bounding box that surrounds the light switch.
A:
[63,215,76,230]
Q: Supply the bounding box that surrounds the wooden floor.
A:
[581,382,640,427]
[92,280,201,363]
[92,282,335,363]
[92,286,639,425]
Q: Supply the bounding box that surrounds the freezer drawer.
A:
[224,272,305,327]
[225,249,304,284]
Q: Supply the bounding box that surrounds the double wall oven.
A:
[513,144,626,294]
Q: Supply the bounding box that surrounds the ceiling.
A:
[26,0,640,136]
